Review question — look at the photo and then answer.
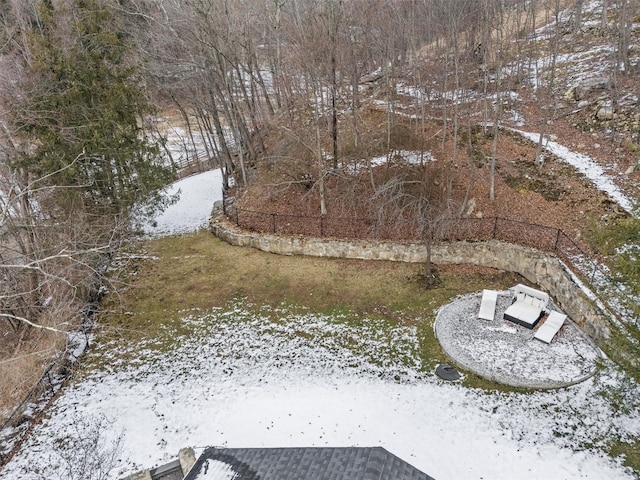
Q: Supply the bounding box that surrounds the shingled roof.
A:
[183,446,435,480]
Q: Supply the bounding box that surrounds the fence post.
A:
[320,216,324,237]
[493,217,498,239]
[271,213,276,233]
[554,228,561,252]
[221,189,226,216]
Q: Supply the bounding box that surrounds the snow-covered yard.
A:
[2,165,640,480]
[2,300,639,480]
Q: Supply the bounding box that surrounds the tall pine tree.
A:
[14,0,173,219]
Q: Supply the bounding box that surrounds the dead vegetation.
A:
[0,328,63,421]
[235,106,626,255]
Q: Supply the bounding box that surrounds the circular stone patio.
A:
[434,291,602,389]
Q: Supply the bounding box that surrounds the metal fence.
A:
[224,193,590,258]
[222,191,635,325]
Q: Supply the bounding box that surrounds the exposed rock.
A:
[625,164,635,175]
[564,86,576,101]
[211,200,224,216]
[574,77,611,101]
[465,197,476,216]
[596,106,614,120]
[359,71,383,85]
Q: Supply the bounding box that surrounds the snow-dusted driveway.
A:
[143,169,224,237]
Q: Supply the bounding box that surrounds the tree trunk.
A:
[330,3,339,169]
[314,97,327,217]
[617,0,632,73]
[574,0,584,31]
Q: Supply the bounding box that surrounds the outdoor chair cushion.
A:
[504,301,542,328]
[503,284,549,329]
[478,289,498,321]
[534,311,567,344]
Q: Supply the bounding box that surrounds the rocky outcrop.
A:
[565,78,640,142]
[565,77,612,101]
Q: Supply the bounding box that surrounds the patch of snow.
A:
[198,459,238,480]
[554,45,618,85]
[487,324,518,334]
[344,150,436,175]
[505,109,525,126]
[143,169,223,237]
[67,330,91,361]
[370,150,435,167]
[397,84,427,100]
[507,128,635,215]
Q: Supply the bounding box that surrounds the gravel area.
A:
[434,290,601,389]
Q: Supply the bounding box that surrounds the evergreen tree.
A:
[14,0,173,218]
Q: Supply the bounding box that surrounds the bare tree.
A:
[534,0,563,168]
[47,414,124,480]
[487,0,509,201]
[373,163,457,285]
[0,155,117,334]
[574,0,584,31]
[602,0,610,29]
[616,0,634,73]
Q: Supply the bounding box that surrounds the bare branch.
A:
[0,313,67,334]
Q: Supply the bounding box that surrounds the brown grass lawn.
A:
[97,229,523,384]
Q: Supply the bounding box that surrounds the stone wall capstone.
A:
[210,215,612,346]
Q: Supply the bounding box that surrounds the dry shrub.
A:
[0,331,59,421]
[0,292,82,426]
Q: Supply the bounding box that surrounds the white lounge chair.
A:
[478,289,498,321]
[534,311,567,344]
[503,284,549,329]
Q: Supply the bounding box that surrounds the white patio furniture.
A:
[478,289,498,321]
[534,311,567,344]
[503,284,549,329]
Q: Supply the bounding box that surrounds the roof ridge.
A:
[363,446,387,480]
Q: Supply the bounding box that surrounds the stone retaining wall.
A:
[210,215,612,346]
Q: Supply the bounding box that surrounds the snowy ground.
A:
[508,128,636,216]
[2,302,639,480]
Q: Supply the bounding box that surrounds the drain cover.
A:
[436,363,461,381]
